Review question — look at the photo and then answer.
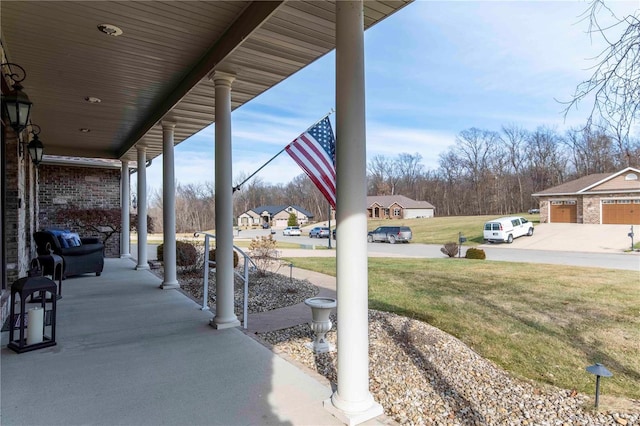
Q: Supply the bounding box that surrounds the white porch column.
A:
[210,71,240,329]
[160,121,179,289]
[136,145,149,270]
[326,1,383,424]
[120,160,131,258]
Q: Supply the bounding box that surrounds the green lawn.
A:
[283,257,640,400]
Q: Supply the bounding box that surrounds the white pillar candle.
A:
[27,307,44,345]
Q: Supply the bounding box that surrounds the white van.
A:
[483,216,534,243]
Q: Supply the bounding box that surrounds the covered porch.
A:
[2,1,412,423]
[1,258,352,425]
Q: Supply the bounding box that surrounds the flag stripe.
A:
[286,145,336,204]
[290,138,336,193]
[284,117,336,208]
[297,135,336,180]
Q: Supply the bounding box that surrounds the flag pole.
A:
[232,109,335,193]
[233,147,286,192]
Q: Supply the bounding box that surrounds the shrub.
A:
[287,212,299,227]
[440,242,459,258]
[157,240,198,266]
[248,235,281,276]
[209,248,239,268]
[465,248,486,260]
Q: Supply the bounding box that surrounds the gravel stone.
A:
[169,266,639,425]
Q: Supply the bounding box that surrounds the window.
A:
[625,173,638,181]
[393,208,401,217]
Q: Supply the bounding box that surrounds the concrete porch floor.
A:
[1,258,356,425]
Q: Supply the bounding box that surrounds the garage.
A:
[550,200,577,223]
[602,199,640,224]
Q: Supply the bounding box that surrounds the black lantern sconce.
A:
[1,62,33,134]
[22,124,45,166]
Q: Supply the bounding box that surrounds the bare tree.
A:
[453,128,499,214]
[501,124,529,212]
[527,126,566,192]
[395,152,425,199]
[564,125,617,176]
[565,1,640,137]
[367,155,400,195]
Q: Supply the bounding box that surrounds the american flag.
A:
[285,117,336,209]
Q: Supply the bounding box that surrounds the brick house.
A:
[532,167,640,224]
[238,205,314,228]
[367,195,435,219]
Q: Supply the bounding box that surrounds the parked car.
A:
[309,226,330,238]
[367,226,412,244]
[528,208,540,214]
[261,222,270,229]
[282,226,301,236]
[483,216,534,244]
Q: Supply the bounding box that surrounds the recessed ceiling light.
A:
[79,128,91,133]
[97,24,123,37]
[84,96,101,103]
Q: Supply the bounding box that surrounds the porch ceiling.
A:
[1,1,410,162]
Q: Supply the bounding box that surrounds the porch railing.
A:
[193,231,257,329]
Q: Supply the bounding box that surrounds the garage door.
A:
[602,199,640,224]
[551,200,577,223]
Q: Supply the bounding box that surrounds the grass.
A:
[282,256,640,400]
[366,213,540,245]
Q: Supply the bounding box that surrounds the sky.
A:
[136,0,639,193]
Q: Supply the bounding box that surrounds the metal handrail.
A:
[193,231,257,329]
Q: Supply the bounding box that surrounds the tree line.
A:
[147,123,639,233]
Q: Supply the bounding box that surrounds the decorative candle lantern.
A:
[7,276,57,353]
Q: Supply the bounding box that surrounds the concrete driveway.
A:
[481,223,637,253]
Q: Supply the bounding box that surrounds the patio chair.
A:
[34,231,104,278]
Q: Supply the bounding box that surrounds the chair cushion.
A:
[62,232,82,247]
[47,229,71,248]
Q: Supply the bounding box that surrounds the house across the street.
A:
[367,195,435,220]
[238,205,314,228]
[532,167,640,224]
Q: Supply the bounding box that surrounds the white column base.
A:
[209,317,241,329]
[160,281,180,289]
[324,395,383,426]
[135,264,150,270]
[120,253,132,259]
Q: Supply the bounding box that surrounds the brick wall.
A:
[38,164,121,257]
[4,134,19,284]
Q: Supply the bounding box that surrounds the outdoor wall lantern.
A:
[23,124,44,166]
[1,62,32,134]
[585,363,612,409]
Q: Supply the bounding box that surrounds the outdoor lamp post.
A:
[1,63,32,134]
[586,363,613,409]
